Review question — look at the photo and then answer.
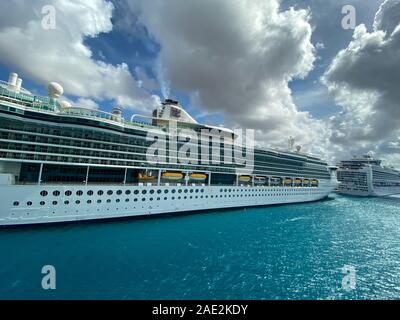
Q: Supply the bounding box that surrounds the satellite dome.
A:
[47,82,64,98]
[59,100,72,108]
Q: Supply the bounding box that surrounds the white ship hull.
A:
[0,180,336,226]
[338,186,400,197]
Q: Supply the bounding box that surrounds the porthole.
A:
[172,189,176,194]
[40,190,48,197]
[53,190,60,197]
[164,190,168,194]
[116,199,120,203]
[117,190,122,195]
[125,190,131,195]
[190,189,193,193]
[65,190,72,196]
[40,201,45,206]
[52,201,58,205]
[134,199,138,202]
[178,189,182,194]
[157,190,162,194]
[75,200,80,204]
[76,190,83,196]
[64,200,69,205]
[13,201,19,206]
[27,201,32,206]
[150,190,155,194]
[97,190,104,196]
[142,190,147,195]
[184,189,188,193]
[87,190,94,196]
[134,190,139,195]
[142,198,146,201]
[87,200,92,204]
[97,200,102,203]
[125,199,129,202]
[107,199,111,203]
[107,190,113,195]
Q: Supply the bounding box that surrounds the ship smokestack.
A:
[15,78,22,93]
[8,72,18,90]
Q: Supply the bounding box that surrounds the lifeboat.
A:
[189,173,207,182]
[238,175,252,183]
[270,177,281,185]
[254,176,267,185]
[294,178,302,186]
[138,171,157,181]
[284,178,293,186]
[162,172,183,181]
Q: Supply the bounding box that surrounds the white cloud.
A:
[127,0,331,156]
[75,97,100,109]
[323,0,400,164]
[0,0,159,113]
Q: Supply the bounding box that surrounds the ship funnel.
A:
[15,78,22,92]
[8,73,18,86]
[8,72,18,90]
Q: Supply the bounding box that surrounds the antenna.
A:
[288,136,295,151]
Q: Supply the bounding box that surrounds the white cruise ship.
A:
[0,72,338,226]
[337,155,400,197]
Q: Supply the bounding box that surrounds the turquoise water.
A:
[1,194,400,300]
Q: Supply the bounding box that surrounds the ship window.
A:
[142,198,146,201]
[157,190,162,194]
[65,190,72,196]
[13,201,19,206]
[40,191,48,197]
[107,190,113,195]
[27,201,33,206]
[98,190,104,196]
[40,201,45,206]
[178,189,182,194]
[76,190,83,196]
[142,190,147,195]
[53,190,60,197]
[150,190,155,194]
[87,200,92,204]
[117,190,122,195]
[87,190,94,196]
[125,190,131,195]
[51,201,57,205]
[172,190,176,194]
[125,199,129,202]
[116,199,120,203]
[107,199,111,203]
[134,190,139,195]
[97,200,102,203]
[134,199,138,202]
[64,200,69,205]
[164,190,169,194]
[75,200,80,204]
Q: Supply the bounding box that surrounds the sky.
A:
[0,0,399,166]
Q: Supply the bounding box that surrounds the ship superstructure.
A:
[0,72,337,226]
[337,154,400,196]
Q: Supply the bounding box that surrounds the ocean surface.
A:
[1,194,400,300]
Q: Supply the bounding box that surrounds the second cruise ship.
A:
[337,154,400,196]
[0,72,338,226]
